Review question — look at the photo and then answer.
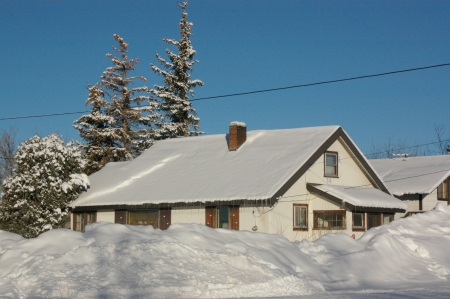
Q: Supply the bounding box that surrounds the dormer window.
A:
[325,152,338,177]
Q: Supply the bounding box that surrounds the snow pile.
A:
[1,204,450,298]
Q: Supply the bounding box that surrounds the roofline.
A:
[306,183,406,213]
[70,199,271,211]
[270,127,390,204]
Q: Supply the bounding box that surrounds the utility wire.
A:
[1,62,450,122]
[190,62,450,102]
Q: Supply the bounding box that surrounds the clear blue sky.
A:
[1,0,449,155]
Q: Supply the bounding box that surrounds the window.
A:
[314,210,346,229]
[73,212,96,232]
[353,212,365,230]
[128,210,159,228]
[437,178,449,202]
[293,204,308,230]
[324,152,338,177]
[205,206,239,230]
[217,206,230,229]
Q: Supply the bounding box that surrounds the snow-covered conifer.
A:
[0,134,88,238]
[74,34,159,172]
[150,1,203,138]
[73,84,120,175]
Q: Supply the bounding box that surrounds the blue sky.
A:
[1,0,449,155]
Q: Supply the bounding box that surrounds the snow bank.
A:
[1,204,450,298]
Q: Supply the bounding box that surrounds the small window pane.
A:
[76,214,84,232]
[325,153,338,176]
[353,213,363,228]
[217,206,230,229]
[294,206,307,228]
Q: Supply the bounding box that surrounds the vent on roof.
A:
[229,121,246,151]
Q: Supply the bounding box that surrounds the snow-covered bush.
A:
[0,134,88,238]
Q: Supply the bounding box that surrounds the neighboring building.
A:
[369,156,450,217]
[70,123,406,241]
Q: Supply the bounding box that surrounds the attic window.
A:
[324,152,338,177]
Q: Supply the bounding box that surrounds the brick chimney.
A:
[229,121,246,151]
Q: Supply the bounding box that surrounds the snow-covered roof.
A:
[71,125,384,208]
[369,156,450,196]
[308,184,407,211]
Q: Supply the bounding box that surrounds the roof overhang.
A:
[307,183,407,213]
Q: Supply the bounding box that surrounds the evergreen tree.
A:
[150,1,203,138]
[0,134,88,238]
[74,34,158,173]
[73,84,119,175]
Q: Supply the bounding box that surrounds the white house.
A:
[70,123,406,241]
[369,156,450,217]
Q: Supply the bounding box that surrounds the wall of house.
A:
[262,137,379,241]
[97,210,115,223]
[239,205,272,234]
[172,206,205,225]
[395,189,440,218]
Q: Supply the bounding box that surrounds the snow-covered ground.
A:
[1,203,449,299]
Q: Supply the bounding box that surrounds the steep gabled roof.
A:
[71,126,387,208]
[369,156,450,196]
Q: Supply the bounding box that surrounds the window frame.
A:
[324,151,339,178]
[313,210,346,230]
[128,209,160,228]
[293,204,308,231]
[73,211,97,232]
[352,212,365,232]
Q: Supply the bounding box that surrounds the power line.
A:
[190,62,450,102]
[1,62,450,122]
[0,111,89,121]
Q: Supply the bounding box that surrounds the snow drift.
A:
[1,204,449,298]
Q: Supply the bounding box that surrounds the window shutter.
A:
[159,208,171,230]
[115,210,127,224]
[205,207,216,228]
[230,206,239,230]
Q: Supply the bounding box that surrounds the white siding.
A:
[172,206,205,225]
[97,210,115,223]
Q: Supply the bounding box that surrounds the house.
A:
[69,123,406,241]
[369,156,450,217]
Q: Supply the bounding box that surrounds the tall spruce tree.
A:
[150,1,203,138]
[0,134,88,238]
[73,84,119,175]
[74,34,158,173]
